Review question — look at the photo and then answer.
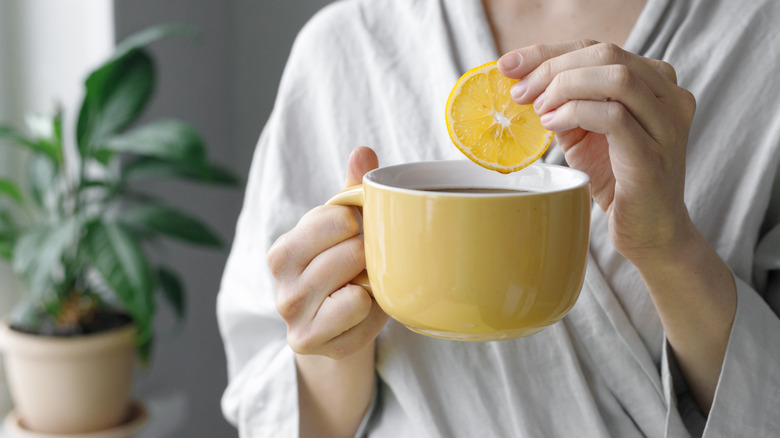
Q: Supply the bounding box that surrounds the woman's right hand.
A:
[267,147,389,360]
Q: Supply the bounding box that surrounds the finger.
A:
[344,146,379,188]
[305,284,374,349]
[287,286,386,358]
[554,127,616,211]
[508,43,678,104]
[497,39,599,79]
[297,235,366,311]
[317,299,388,360]
[268,204,362,280]
[540,99,655,165]
[647,58,678,84]
[271,146,377,279]
[275,235,365,327]
[535,65,667,141]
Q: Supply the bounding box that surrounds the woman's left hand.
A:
[498,40,697,266]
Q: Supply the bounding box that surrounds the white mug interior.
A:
[364,160,590,195]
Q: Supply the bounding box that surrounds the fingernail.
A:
[540,110,556,126]
[533,92,545,111]
[511,79,527,101]
[498,53,521,71]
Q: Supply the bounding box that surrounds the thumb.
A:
[344,146,379,188]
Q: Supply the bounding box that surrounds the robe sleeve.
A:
[663,199,780,437]
[700,274,780,436]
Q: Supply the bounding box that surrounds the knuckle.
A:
[608,64,635,90]
[526,43,556,69]
[594,42,624,64]
[267,234,291,278]
[681,88,697,110]
[548,70,573,100]
[577,38,600,49]
[275,286,307,321]
[527,43,548,61]
[535,59,554,81]
[678,88,697,121]
[657,60,678,84]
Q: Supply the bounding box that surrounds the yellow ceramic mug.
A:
[327,160,590,341]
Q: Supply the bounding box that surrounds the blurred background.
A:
[0,0,334,436]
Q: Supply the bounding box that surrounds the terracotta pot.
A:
[0,320,136,434]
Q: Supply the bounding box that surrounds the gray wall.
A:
[112,0,333,436]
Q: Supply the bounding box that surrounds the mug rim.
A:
[363,160,590,197]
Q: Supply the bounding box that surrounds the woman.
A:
[218,0,780,436]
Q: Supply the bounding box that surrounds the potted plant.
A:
[0,24,237,434]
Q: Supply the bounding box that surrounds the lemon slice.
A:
[445,61,554,174]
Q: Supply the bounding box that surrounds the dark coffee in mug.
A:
[420,187,530,194]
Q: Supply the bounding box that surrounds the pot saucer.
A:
[4,401,147,438]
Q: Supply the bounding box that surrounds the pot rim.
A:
[0,319,136,358]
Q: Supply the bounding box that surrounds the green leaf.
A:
[99,120,208,165]
[76,22,198,159]
[136,334,154,367]
[0,210,17,259]
[84,222,155,350]
[25,110,65,163]
[0,210,15,231]
[0,233,14,260]
[28,155,58,210]
[0,124,34,147]
[52,108,63,146]
[77,49,155,155]
[0,124,59,163]
[112,23,198,64]
[120,203,222,247]
[122,157,239,186]
[93,148,115,166]
[0,178,23,204]
[12,220,79,299]
[157,267,185,319]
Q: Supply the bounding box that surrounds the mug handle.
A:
[325,185,372,294]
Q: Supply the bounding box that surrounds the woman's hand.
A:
[498,41,735,413]
[267,147,387,437]
[268,146,388,359]
[498,40,698,266]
